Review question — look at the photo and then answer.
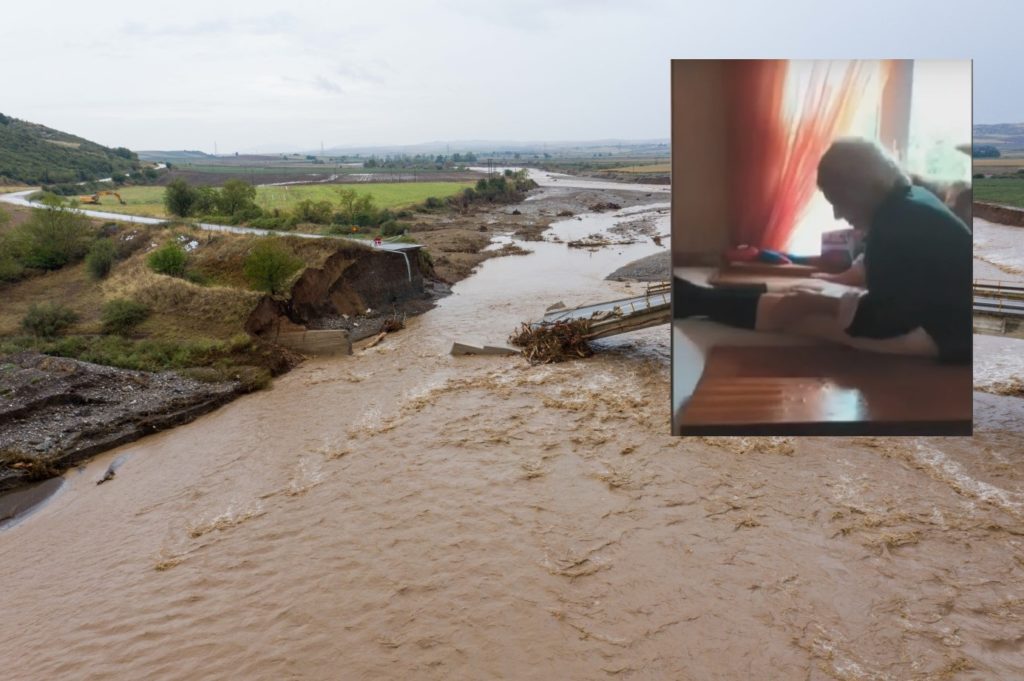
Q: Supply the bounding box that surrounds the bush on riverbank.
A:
[243,239,303,295]
[8,201,93,270]
[85,239,117,279]
[21,303,79,338]
[147,242,188,277]
[101,299,150,336]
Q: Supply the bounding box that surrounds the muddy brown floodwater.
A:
[1,176,1022,680]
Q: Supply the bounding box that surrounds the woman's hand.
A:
[810,259,866,287]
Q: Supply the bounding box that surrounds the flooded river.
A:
[1,176,1022,680]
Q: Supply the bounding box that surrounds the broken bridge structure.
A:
[536,283,671,340]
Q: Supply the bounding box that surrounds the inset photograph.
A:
[671,59,973,435]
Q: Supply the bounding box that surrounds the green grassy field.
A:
[601,163,670,174]
[74,181,474,218]
[974,178,1024,207]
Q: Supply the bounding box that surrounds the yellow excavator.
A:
[77,190,126,205]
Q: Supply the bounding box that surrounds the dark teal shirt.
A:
[846,184,972,364]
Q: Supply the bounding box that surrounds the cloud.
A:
[121,12,298,39]
[313,76,345,96]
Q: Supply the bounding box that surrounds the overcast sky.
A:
[0,0,1017,152]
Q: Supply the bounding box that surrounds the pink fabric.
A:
[727,61,875,252]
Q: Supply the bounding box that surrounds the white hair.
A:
[817,137,911,209]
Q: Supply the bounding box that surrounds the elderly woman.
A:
[674,137,972,364]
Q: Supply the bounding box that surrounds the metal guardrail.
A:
[535,282,672,339]
[973,278,1024,318]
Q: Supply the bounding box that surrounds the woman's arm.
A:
[811,253,865,287]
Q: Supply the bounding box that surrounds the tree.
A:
[164,178,197,217]
[973,144,1001,159]
[217,179,258,215]
[244,238,302,294]
[293,199,333,224]
[334,187,363,224]
[11,202,92,269]
[193,186,219,214]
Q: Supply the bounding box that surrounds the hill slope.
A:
[136,150,217,163]
[0,113,140,185]
[973,123,1024,156]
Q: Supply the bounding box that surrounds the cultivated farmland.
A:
[72,181,476,218]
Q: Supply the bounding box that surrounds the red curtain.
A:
[726,60,789,250]
[726,60,873,251]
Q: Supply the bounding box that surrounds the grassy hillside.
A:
[0,204,340,382]
[0,113,140,185]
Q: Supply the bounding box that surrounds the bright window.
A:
[785,60,971,256]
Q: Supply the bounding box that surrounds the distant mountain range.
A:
[0,114,140,185]
[973,123,1024,155]
[138,139,670,159]
[316,139,670,157]
[136,149,217,162]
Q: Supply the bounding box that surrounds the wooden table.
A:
[675,345,973,436]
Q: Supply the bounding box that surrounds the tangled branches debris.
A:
[509,319,594,364]
[381,314,406,334]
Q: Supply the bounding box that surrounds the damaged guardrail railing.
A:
[507,283,671,363]
[535,282,671,340]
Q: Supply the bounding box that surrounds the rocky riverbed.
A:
[0,352,240,491]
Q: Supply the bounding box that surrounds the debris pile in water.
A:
[985,378,1024,397]
[509,319,594,364]
[381,314,406,333]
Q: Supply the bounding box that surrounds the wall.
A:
[671,60,733,267]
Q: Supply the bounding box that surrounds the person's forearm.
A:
[812,260,865,287]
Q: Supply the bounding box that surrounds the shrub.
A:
[101,299,150,336]
[147,242,188,276]
[424,196,444,209]
[0,252,24,281]
[22,303,78,338]
[249,216,295,231]
[417,248,435,276]
[10,204,92,269]
[380,220,407,237]
[243,238,303,294]
[293,199,334,224]
[85,239,117,279]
